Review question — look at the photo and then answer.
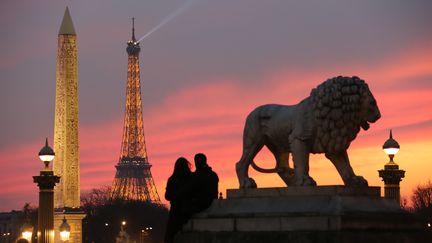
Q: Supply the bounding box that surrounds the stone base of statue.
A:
[175,186,431,243]
[54,208,86,243]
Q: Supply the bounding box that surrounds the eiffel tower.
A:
[111,18,160,202]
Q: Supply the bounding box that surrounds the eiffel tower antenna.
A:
[131,17,136,41]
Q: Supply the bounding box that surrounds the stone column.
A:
[33,170,60,243]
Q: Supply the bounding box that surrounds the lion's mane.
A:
[310,76,371,153]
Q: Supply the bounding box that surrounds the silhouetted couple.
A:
[164,153,219,243]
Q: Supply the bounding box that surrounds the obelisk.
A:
[52,7,85,243]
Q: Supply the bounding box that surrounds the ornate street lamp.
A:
[378,130,405,204]
[59,217,71,242]
[33,138,60,243]
[38,138,55,168]
[21,222,33,242]
[383,129,400,165]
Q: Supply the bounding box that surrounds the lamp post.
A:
[378,130,405,204]
[33,138,60,243]
[116,221,130,243]
[139,226,152,243]
[59,217,71,242]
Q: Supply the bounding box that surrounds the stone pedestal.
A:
[54,209,85,243]
[175,186,431,243]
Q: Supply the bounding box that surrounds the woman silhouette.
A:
[164,157,192,243]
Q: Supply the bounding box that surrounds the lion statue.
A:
[236,76,381,188]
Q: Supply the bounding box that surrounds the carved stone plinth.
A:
[175,186,431,243]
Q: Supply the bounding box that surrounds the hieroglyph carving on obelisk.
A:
[53,6,80,209]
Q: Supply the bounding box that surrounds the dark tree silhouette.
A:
[411,180,432,223]
[81,187,169,243]
[412,181,432,211]
[81,186,112,215]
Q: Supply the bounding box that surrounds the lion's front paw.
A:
[240,177,257,188]
[346,176,368,187]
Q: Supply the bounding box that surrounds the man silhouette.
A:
[191,153,219,212]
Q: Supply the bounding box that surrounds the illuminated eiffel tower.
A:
[111,18,160,203]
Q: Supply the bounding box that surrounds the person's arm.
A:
[165,178,174,201]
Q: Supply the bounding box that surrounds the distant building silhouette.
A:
[0,211,22,242]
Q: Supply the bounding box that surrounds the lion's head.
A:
[310,76,381,153]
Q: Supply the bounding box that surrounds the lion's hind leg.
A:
[274,152,295,186]
[265,142,295,186]
[291,139,317,186]
[236,139,263,189]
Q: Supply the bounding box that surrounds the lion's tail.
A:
[250,160,294,175]
[250,160,278,173]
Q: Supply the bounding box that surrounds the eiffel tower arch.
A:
[111,18,160,203]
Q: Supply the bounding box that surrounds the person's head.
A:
[194,153,207,170]
[173,157,191,176]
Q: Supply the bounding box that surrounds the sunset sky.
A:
[1,0,431,211]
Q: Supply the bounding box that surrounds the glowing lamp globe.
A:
[38,138,55,163]
[21,223,33,241]
[59,217,71,242]
[384,147,399,156]
[382,130,400,162]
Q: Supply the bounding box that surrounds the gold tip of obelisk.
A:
[59,6,76,35]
